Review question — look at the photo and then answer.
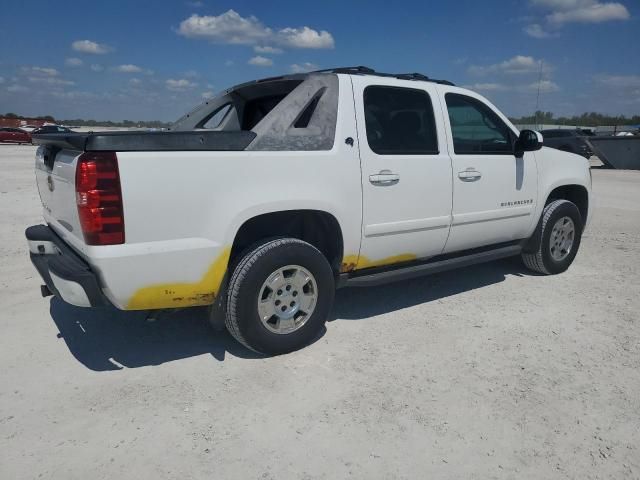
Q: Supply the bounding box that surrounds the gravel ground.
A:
[1,144,638,479]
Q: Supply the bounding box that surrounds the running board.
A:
[343,245,522,287]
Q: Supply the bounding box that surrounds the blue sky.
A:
[0,0,638,121]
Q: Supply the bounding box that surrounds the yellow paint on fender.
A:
[126,247,231,310]
[340,253,417,273]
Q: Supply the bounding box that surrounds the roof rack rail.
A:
[312,66,455,86]
[313,66,376,74]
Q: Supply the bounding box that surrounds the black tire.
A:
[522,199,583,275]
[225,238,334,355]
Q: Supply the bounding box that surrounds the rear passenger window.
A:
[445,93,515,155]
[363,86,438,155]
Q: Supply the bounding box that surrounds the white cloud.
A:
[187,1,204,6]
[592,74,640,107]
[71,39,112,54]
[90,64,104,72]
[463,83,510,92]
[65,57,83,67]
[201,90,214,99]
[469,56,551,75]
[254,45,283,54]
[463,80,560,94]
[290,62,319,73]
[275,27,334,49]
[28,76,75,86]
[166,78,198,91]
[547,2,630,24]
[130,78,142,85]
[524,24,556,38]
[520,80,560,93]
[24,66,59,76]
[530,0,630,24]
[177,10,335,49]
[7,84,30,93]
[532,0,597,8]
[178,10,271,44]
[593,74,640,88]
[0,77,4,84]
[525,1,630,39]
[248,55,273,67]
[114,64,143,73]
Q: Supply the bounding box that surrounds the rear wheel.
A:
[225,238,334,355]
[522,199,583,275]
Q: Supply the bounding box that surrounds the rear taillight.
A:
[75,151,124,245]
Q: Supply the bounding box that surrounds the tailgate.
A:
[35,145,86,247]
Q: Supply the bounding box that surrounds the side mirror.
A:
[514,129,543,157]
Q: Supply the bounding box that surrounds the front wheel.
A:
[225,238,335,355]
[522,199,583,275]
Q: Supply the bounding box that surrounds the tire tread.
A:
[225,238,323,353]
[522,199,573,275]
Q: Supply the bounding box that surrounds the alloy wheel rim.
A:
[549,216,575,261]
[257,265,318,334]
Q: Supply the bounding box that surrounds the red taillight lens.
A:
[75,152,124,245]
[76,161,97,191]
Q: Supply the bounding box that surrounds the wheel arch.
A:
[546,184,589,223]
[229,209,345,274]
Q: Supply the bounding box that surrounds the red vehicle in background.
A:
[0,127,32,144]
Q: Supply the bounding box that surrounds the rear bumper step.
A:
[25,225,110,308]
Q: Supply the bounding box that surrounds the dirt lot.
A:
[1,144,638,479]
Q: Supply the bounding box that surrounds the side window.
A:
[202,104,233,129]
[363,86,438,155]
[445,93,515,155]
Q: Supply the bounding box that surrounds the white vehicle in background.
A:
[27,66,592,355]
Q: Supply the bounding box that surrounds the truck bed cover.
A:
[31,130,257,152]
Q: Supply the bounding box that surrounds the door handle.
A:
[369,170,400,186]
[458,168,482,182]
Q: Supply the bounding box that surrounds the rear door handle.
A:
[369,170,400,186]
[458,169,482,182]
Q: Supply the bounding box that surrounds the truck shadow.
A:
[49,300,264,371]
[49,258,529,371]
[331,257,528,320]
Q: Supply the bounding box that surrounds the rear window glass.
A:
[202,104,233,129]
[242,95,288,131]
[293,88,325,129]
[363,86,439,155]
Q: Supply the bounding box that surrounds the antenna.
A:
[534,60,543,129]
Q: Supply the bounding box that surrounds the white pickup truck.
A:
[27,66,592,355]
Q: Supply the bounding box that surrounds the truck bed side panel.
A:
[88,75,363,310]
